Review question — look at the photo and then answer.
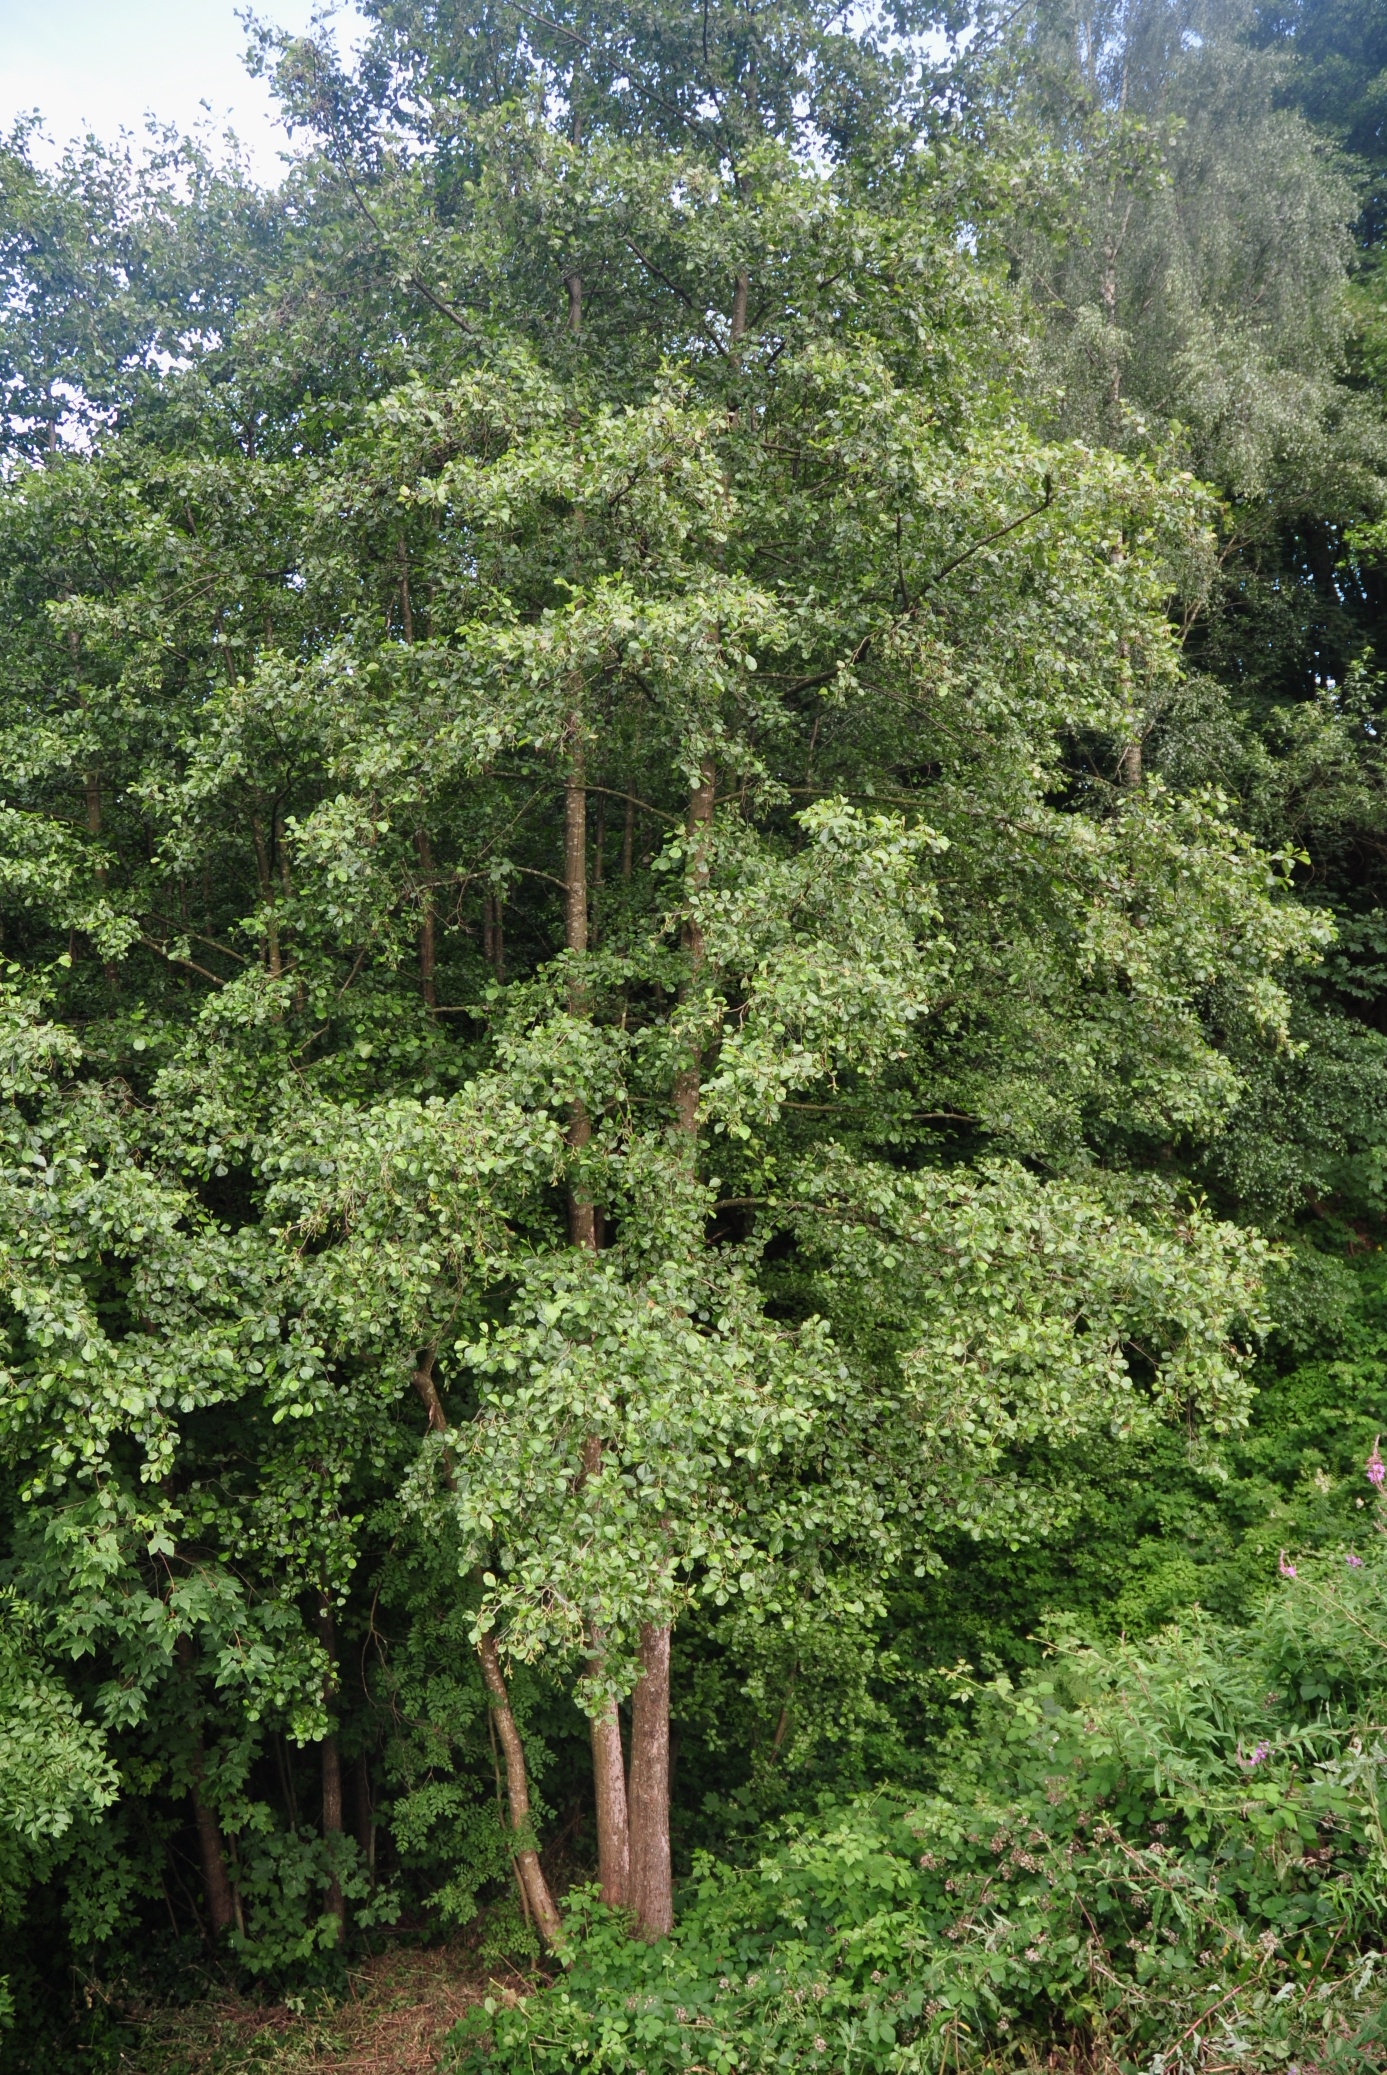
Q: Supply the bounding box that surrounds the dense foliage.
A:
[1,0,1387,2067]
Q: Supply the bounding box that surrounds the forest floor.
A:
[122,1938,524,2074]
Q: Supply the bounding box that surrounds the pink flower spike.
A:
[1368,1437,1385,1489]
[1348,1552,1365,1568]
[1279,1550,1297,1579]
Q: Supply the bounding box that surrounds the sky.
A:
[0,0,367,181]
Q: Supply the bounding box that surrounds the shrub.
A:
[452,1542,1387,2071]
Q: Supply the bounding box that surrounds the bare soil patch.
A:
[125,1940,528,2075]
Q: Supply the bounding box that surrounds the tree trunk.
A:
[177,1638,237,1939]
[482,890,505,980]
[627,1622,673,1938]
[580,1437,630,1908]
[590,1689,630,1908]
[415,829,437,1008]
[627,758,716,1940]
[322,1732,345,1932]
[251,816,282,979]
[566,734,633,1902]
[478,1632,565,1947]
[190,1752,237,1938]
[565,719,596,1249]
[355,1751,375,1882]
[621,795,635,882]
[318,1592,346,1938]
[410,1358,563,1948]
[397,536,414,644]
[673,759,716,1136]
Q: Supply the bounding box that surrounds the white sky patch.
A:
[0,0,367,183]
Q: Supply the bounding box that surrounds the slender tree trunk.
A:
[1117,640,1140,786]
[482,891,505,981]
[565,718,596,1248]
[410,1358,563,1947]
[354,1751,375,1882]
[416,830,437,1008]
[190,1750,237,1938]
[178,1638,236,1939]
[590,1687,630,1908]
[627,1623,673,1938]
[251,816,282,979]
[580,1437,630,1908]
[322,1731,345,1931]
[566,728,633,1903]
[564,109,583,333]
[275,1732,300,1828]
[397,536,414,644]
[627,757,716,1939]
[591,794,605,948]
[672,759,716,1137]
[318,1592,346,1938]
[478,1632,565,1947]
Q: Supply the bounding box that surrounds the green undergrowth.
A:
[452,1540,1387,2074]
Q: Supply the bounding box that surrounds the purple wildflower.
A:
[1279,1550,1297,1578]
[1368,1437,1385,1489]
[1250,1741,1270,1766]
[1348,1552,1365,1569]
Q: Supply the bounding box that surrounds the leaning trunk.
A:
[411,1358,563,1947]
[478,1632,565,1946]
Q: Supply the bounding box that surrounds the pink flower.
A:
[1368,1438,1385,1488]
[1279,1550,1297,1578]
[1348,1552,1365,1568]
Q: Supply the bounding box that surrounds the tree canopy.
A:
[2,1,1387,2066]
